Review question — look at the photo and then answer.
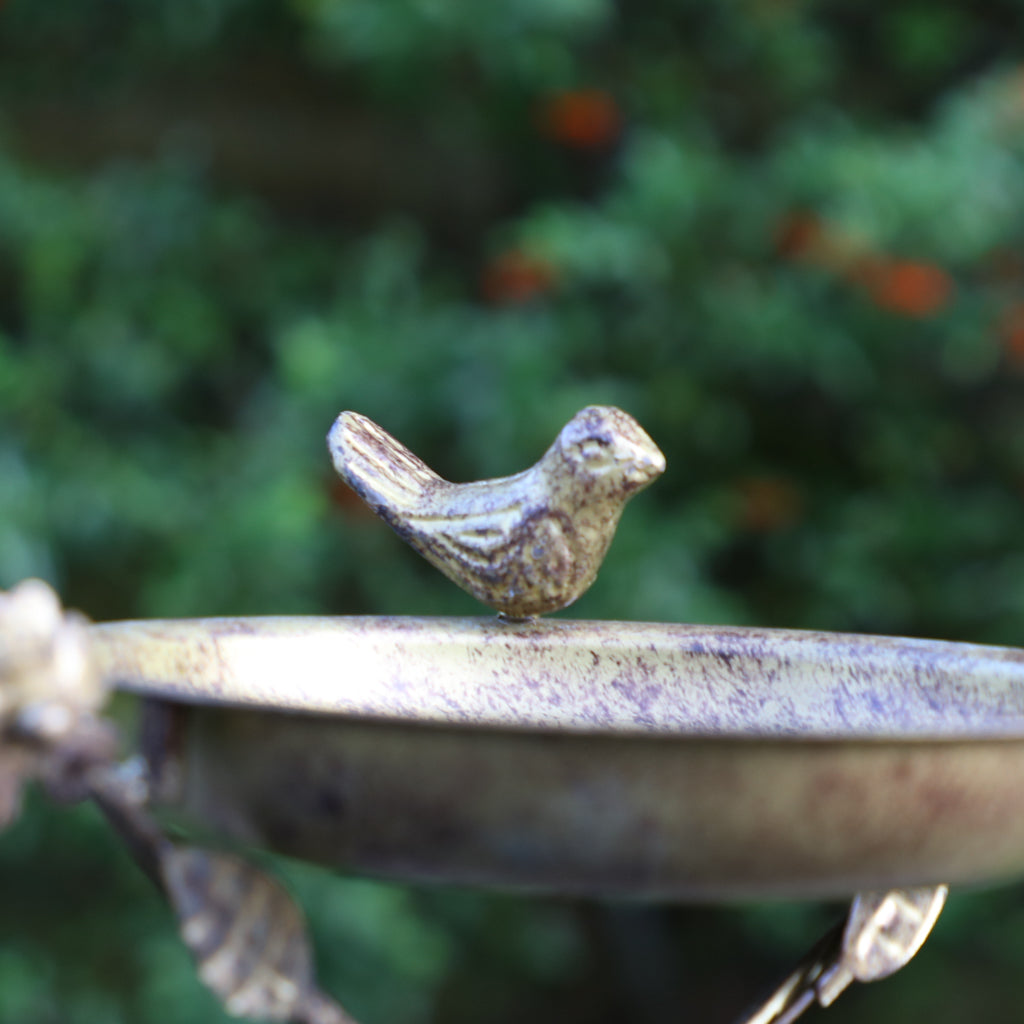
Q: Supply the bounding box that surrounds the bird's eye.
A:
[577,438,614,466]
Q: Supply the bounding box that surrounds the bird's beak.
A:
[647,449,668,476]
[628,446,667,488]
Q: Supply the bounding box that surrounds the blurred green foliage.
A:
[5,0,1024,1021]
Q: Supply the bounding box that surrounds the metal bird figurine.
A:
[327,406,666,618]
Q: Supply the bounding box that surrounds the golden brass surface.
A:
[91,616,1024,898]
[327,407,665,617]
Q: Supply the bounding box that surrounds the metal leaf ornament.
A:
[161,845,355,1023]
[90,764,357,1024]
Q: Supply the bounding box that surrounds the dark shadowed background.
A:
[4,1,1024,1021]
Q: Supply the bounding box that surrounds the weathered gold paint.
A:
[91,616,1024,898]
[327,407,665,617]
[92,616,1024,738]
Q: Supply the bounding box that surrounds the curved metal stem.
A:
[737,886,948,1024]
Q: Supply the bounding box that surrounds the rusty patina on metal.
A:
[92,616,1024,899]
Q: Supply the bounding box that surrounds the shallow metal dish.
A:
[91,616,1024,900]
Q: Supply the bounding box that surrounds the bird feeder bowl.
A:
[91,615,1024,902]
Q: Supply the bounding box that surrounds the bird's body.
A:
[328,406,665,617]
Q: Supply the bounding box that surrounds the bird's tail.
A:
[328,411,443,512]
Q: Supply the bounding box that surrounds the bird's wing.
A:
[402,505,576,608]
[398,501,527,576]
[328,411,443,513]
[329,411,578,610]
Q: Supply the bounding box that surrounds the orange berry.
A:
[736,476,803,533]
[774,211,825,260]
[998,302,1024,367]
[480,250,555,305]
[538,89,622,149]
[866,261,954,317]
